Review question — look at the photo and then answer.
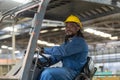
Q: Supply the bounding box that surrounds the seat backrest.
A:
[75,57,97,80]
[82,57,96,78]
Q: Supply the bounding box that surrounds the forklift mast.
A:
[20,0,50,80]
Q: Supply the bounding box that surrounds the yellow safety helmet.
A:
[64,15,82,28]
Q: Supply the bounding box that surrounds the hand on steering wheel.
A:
[33,47,51,69]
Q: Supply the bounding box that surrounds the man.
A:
[38,15,88,80]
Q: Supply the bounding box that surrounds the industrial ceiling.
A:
[0,0,120,49]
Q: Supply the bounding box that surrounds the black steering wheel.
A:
[33,48,51,69]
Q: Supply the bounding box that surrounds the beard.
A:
[65,31,75,37]
[65,33,75,38]
[65,31,79,42]
[65,34,75,42]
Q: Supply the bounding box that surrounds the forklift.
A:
[31,49,97,80]
[1,0,120,80]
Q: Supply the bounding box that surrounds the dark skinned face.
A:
[65,22,80,36]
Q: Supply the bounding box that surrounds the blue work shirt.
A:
[44,36,88,72]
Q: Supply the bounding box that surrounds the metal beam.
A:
[83,0,120,8]
[92,20,120,26]
[20,0,50,80]
[86,27,120,31]
[83,13,120,26]
[0,0,40,23]
[81,8,120,22]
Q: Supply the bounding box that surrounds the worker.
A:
[38,15,88,80]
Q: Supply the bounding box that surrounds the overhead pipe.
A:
[0,0,40,23]
[83,13,120,26]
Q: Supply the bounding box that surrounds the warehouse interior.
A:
[0,0,120,80]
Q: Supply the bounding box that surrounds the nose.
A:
[65,26,70,31]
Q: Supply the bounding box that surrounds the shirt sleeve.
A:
[49,55,62,65]
[37,55,61,66]
[44,37,88,57]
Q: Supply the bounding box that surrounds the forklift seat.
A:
[75,57,97,80]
